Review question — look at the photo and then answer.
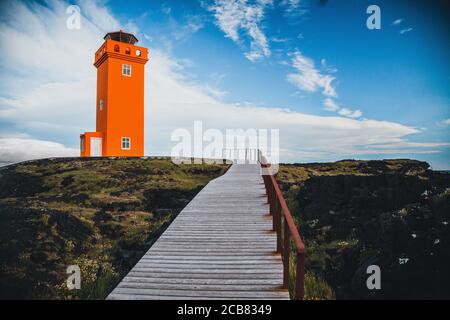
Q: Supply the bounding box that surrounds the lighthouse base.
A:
[80,132,103,157]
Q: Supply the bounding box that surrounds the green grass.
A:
[275,159,448,299]
[0,157,229,299]
[304,271,335,300]
[284,247,335,300]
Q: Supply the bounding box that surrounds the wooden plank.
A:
[131,268,282,274]
[137,258,281,264]
[158,236,276,241]
[150,245,276,250]
[121,276,282,285]
[126,271,284,280]
[133,263,282,270]
[147,249,276,254]
[108,293,286,300]
[138,256,282,262]
[150,244,276,250]
[148,250,277,254]
[110,287,289,299]
[117,282,282,292]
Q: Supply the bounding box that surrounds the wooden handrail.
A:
[258,150,306,300]
[269,174,306,253]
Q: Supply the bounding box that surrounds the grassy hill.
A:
[0,157,229,299]
[276,160,450,299]
[1,157,448,300]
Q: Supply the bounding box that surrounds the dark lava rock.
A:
[280,160,450,299]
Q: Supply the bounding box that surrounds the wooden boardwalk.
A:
[107,163,290,300]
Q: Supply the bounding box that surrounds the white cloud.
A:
[0,137,78,163]
[289,53,362,118]
[283,0,300,9]
[338,108,362,119]
[208,0,272,62]
[437,118,450,127]
[160,3,172,15]
[392,19,413,36]
[400,27,413,35]
[271,36,289,43]
[364,141,450,149]
[0,0,446,165]
[287,51,337,97]
[320,58,338,73]
[323,99,362,119]
[281,0,308,18]
[77,0,121,32]
[323,98,339,112]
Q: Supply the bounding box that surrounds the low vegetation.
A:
[0,157,229,299]
[2,157,448,300]
[277,159,450,299]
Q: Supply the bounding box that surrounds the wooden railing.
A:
[258,151,306,300]
[222,148,260,164]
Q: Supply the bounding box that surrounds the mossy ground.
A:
[0,157,229,299]
[277,159,450,299]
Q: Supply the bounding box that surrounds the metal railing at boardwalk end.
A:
[258,150,306,300]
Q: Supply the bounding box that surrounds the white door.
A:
[90,137,102,157]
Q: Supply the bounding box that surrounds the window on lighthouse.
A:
[99,99,104,111]
[121,137,131,150]
[122,64,131,77]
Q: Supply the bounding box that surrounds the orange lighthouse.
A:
[80,31,148,157]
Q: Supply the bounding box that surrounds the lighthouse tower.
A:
[80,31,148,157]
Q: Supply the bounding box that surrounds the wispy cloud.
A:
[173,15,205,41]
[287,51,337,97]
[338,107,362,119]
[160,3,172,15]
[287,52,362,118]
[320,58,338,73]
[400,27,413,35]
[0,137,77,163]
[281,0,309,19]
[323,98,339,112]
[323,98,362,119]
[437,118,450,127]
[208,0,272,62]
[391,18,413,35]
[271,36,289,43]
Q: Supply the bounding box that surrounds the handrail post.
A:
[272,192,277,231]
[270,184,274,217]
[295,251,305,300]
[283,218,290,289]
[275,198,281,252]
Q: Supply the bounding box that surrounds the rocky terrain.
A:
[0,157,229,299]
[277,160,450,299]
[1,157,448,300]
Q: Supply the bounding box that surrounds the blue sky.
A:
[0,0,449,168]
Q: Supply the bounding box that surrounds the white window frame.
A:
[121,137,131,150]
[122,64,132,77]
